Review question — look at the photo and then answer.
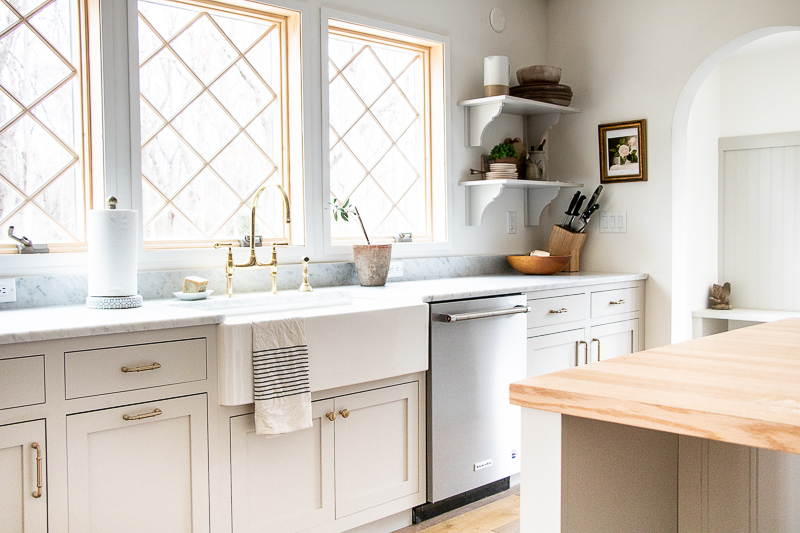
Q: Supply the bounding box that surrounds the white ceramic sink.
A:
[189,289,429,406]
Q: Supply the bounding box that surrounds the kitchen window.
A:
[323,13,448,248]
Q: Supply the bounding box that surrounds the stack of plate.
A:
[509,84,573,106]
[486,162,518,179]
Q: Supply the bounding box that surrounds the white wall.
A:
[541,0,800,349]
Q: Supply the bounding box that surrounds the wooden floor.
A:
[394,486,520,533]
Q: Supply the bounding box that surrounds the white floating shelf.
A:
[459,179,583,226]
[457,95,581,147]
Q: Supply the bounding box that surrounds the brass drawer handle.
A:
[549,308,568,314]
[592,338,601,361]
[31,442,43,498]
[123,408,162,421]
[326,412,336,421]
[121,362,161,373]
[610,299,625,305]
[577,340,588,366]
[339,409,350,418]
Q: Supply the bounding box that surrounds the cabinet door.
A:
[0,420,47,532]
[229,399,335,533]
[67,394,209,533]
[527,328,587,378]
[589,319,639,364]
[334,381,419,518]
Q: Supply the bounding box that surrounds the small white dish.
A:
[173,290,214,301]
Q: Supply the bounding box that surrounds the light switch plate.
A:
[0,278,16,303]
[506,211,516,234]
[388,260,403,278]
[600,211,627,233]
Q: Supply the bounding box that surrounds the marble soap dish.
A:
[173,290,213,301]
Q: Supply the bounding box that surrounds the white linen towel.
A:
[252,317,312,435]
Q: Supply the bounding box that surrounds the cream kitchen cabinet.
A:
[0,419,48,531]
[67,394,210,533]
[228,378,423,533]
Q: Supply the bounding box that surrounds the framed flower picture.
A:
[598,119,647,183]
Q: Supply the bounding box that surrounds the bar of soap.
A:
[183,276,209,293]
[530,250,550,257]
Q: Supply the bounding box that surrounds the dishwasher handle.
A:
[440,305,530,323]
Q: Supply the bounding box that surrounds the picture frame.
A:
[598,119,647,183]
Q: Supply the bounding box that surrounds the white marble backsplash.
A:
[1,255,514,310]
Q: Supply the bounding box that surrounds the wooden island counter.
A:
[510,318,800,532]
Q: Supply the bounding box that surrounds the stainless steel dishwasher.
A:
[427,293,528,505]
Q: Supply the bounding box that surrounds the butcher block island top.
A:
[510,318,800,454]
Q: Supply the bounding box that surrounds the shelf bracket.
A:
[464,101,504,147]
[525,114,562,149]
[464,182,505,225]
[524,187,560,226]
[463,182,572,226]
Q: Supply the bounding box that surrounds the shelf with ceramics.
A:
[458,179,583,226]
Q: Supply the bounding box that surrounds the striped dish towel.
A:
[252,317,312,435]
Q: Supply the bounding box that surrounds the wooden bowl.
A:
[506,254,571,275]
[516,65,562,85]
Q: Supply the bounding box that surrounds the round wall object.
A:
[490,7,505,33]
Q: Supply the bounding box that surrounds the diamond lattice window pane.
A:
[138,1,196,42]
[32,77,77,149]
[140,48,202,120]
[210,59,272,126]
[173,91,238,160]
[210,133,272,199]
[6,0,42,17]
[214,204,252,239]
[397,179,426,232]
[141,178,165,224]
[171,15,237,85]
[329,141,365,200]
[396,58,423,112]
[397,121,423,172]
[373,45,416,78]
[4,203,72,243]
[33,163,79,235]
[173,168,239,235]
[0,3,19,34]
[372,84,417,141]
[30,0,73,63]
[140,98,164,142]
[213,14,268,53]
[341,48,391,106]
[141,127,203,197]
[328,35,360,70]
[371,147,417,203]
[0,114,73,195]
[375,207,413,237]
[342,113,391,171]
[143,205,202,240]
[0,90,22,129]
[245,103,279,164]
[0,24,72,106]
[346,177,391,234]
[244,28,278,88]
[138,16,163,64]
[0,178,24,223]
[328,75,363,135]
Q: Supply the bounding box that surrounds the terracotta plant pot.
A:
[353,244,392,286]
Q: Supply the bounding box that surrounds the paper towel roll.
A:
[87,209,138,297]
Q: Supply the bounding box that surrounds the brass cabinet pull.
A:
[610,299,625,305]
[339,409,350,418]
[122,408,162,421]
[578,340,588,365]
[326,412,336,421]
[549,308,568,314]
[31,442,42,498]
[592,338,601,361]
[121,362,161,373]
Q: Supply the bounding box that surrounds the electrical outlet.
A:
[599,211,627,233]
[388,260,403,278]
[0,278,16,303]
[506,211,516,234]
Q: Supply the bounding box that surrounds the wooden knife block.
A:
[546,225,587,272]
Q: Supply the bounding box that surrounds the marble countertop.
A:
[0,272,647,345]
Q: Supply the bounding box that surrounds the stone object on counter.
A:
[530,250,550,257]
[183,276,209,293]
[709,282,732,310]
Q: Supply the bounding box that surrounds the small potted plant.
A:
[487,137,525,176]
[330,197,392,287]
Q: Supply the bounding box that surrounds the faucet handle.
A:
[213,242,234,250]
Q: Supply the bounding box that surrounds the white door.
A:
[527,328,587,378]
[334,381,419,518]
[229,399,335,533]
[0,420,47,532]
[589,319,639,363]
[67,394,209,533]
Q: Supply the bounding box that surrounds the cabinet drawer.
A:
[527,294,588,328]
[0,355,45,410]
[65,338,207,399]
[591,287,638,318]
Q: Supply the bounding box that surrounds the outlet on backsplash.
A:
[388,260,403,278]
[0,278,17,303]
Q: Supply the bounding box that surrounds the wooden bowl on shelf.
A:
[506,254,571,275]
